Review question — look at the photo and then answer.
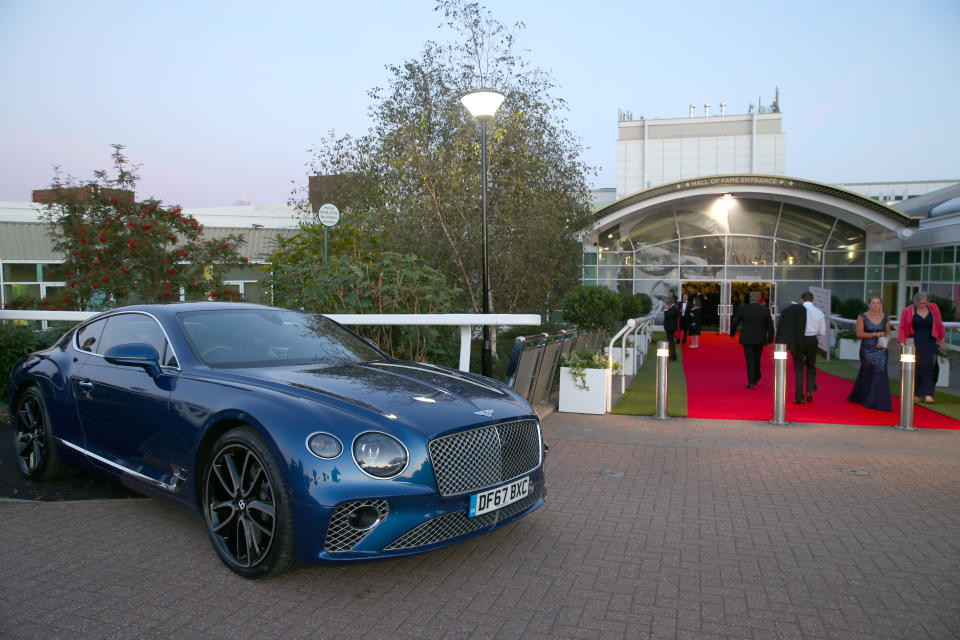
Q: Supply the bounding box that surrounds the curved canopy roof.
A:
[589,175,919,248]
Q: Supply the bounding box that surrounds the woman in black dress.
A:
[687,297,703,348]
[897,292,946,403]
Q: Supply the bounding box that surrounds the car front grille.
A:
[383,481,542,551]
[324,499,389,553]
[428,419,541,496]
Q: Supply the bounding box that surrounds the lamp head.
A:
[460,90,504,121]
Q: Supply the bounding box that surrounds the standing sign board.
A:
[317,203,340,271]
[317,203,340,227]
[810,286,832,353]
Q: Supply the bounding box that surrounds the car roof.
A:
[95,302,283,323]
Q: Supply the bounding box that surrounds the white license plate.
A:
[468,476,530,517]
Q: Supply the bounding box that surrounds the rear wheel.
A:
[14,387,65,480]
[201,427,296,578]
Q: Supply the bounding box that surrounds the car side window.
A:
[99,314,176,367]
[75,318,108,353]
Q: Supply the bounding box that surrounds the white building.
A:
[0,201,301,307]
[616,95,786,198]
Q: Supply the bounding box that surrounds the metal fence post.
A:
[770,344,788,425]
[655,340,670,420]
[897,344,917,430]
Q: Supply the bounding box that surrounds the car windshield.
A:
[178,309,386,368]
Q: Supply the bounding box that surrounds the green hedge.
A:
[1,323,69,402]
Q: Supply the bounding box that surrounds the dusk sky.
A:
[1,0,958,208]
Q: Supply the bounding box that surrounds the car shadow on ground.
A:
[0,412,142,502]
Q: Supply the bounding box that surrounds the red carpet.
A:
[681,333,960,428]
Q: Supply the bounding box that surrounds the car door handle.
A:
[78,380,94,391]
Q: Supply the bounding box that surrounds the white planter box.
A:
[558,366,609,415]
[837,338,859,360]
[607,346,636,376]
[937,356,950,387]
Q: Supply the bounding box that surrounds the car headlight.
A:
[352,432,408,478]
[306,432,343,459]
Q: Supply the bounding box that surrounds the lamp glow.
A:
[657,348,669,357]
[774,351,788,360]
[901,354,916,363]
[460,90,505,120]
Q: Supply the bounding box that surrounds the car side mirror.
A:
[103,343,162,378]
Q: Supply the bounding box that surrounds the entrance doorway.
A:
[680,281,721,332]
[681,281,776,333]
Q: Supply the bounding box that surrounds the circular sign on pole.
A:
[317,203,340,227]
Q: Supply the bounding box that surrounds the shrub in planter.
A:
[559,350,621,391]
[617,291,652,321]
[558,350,622,415]
[563,286,622,332]
[929,295,957,322]
[837,298,868,320]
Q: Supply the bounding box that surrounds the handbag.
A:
[876,336,889,349]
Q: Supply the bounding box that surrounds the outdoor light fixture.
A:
[461,89,504,377]
[771,344,787,425]
[898,344,917,430]
[655,341,670,419]
[460,90,505,121]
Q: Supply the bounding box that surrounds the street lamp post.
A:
[461,90,505,378]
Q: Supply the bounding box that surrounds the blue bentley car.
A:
[8,302,546,578]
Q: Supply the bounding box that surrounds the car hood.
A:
[228,361,533,437]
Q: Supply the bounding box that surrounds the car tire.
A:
[14,387,66,480]
[201,426,297,578]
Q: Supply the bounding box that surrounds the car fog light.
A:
[348,505,383,530]
[353,432,408,478]
[307,433,343,459]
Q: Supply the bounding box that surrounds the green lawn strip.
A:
[612,332,687,416]
[818,358,960,421]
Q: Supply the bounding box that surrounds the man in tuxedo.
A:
[730,291,774,388]
[663,295,680,361]
[776,298,808,404]
[798,291,826,402]
[679,293,691,344]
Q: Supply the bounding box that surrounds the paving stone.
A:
[2,414,959,639]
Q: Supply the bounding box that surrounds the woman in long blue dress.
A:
[847,296,892,411]
[897,291,947,403]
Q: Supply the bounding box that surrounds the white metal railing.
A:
[0,310,541,373]
[828,314,960,359]
[606,314,657,412]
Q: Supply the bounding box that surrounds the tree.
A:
[292,0,595,318]
[267,229,462,364]
[37,145,248,309]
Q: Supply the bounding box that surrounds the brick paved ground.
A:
[1,414,959,639]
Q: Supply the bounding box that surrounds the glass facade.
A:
[583,195,882,310]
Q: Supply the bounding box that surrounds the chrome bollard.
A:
[770,344,788,425]
[655,340,670,420]
[897,344,916,430]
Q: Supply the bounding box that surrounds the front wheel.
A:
[14,387,65,480]
[201,427,296,578]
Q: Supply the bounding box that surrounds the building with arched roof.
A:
[582,174,960,328]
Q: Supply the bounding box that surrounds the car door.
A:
[73,312,183,490]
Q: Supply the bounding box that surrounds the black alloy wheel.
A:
[202,427,296,578]
[14,387,64,480]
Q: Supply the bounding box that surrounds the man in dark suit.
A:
[679,293,691,344]
[776,299,808,404]
[730,291,774,388]
[663,295,680,361]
